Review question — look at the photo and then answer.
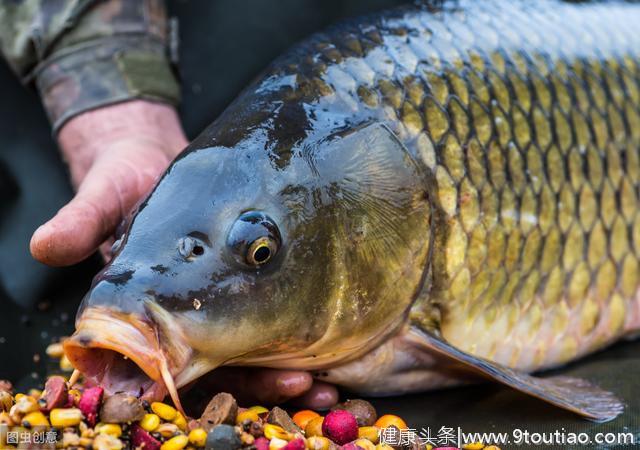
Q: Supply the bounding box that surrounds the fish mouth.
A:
[63,307,192,412]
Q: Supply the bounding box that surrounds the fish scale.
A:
[256,0,640,372]
[413,3,640,372]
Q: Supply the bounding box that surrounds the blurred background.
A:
[0,1,638,447]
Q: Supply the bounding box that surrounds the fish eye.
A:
[228,211,281,267]
[246,236,277,265]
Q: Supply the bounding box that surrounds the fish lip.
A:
[63,306,191,402]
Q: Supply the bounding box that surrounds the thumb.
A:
[30,146,171,266]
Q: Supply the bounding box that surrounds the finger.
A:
[193,368,314,406]
[30,147,169,266]
[30,195,114,266]
[99,238,115,263]
[289,381,339,410]
[252,369,314,404]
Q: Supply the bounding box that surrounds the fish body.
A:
[65,0,640,421]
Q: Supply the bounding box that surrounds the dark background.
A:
[0,1,638,448]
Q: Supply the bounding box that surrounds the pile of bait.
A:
[0,343,503,450]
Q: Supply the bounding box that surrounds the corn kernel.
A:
[304,417,324,438]
[22,411,50,428]
[28,389,42,398]
[45,343,65,358]
[292,410,320,429]
[269,437,288,450]
[188,428,207,447]
[79,437,93,447]
[358,426,379,443]
[161,434,189,450]
[0,391,13,412]
[173,412,187,430]
[236,409,260,424]
[156,423,180,438]
[14,394,25,401]
[484,447,501,450]
[264,424,291,441]
[12,395,38,414]
[59,355,74,372]
[248,406,269,415]
[140,413,161,432]
[68,389,81,405]
[93,433,123,450]
[9,396,38,423]
[80,422,94,438]
[462,442,485,450]
[354,439,376,450]
[50,408,83,428]
[240,432,255,445]
[374,415,407,430]
[62,431,81,447]
[151,402,177,421]
[98,424,122,437]
[305,436,331,450]
[0,412,14,426]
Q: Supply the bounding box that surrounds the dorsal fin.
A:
[406,326,624,422]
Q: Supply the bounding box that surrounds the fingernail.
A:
[290,382,338,410]
[31,224,51,244]
[32,224,45,235]
[276,373,312,396]
[308,387,338,409]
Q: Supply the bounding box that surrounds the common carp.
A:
[64,0,640,422]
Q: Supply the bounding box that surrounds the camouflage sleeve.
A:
[0,0,180,132]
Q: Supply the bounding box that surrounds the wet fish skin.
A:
[253,0,640,372]
[207,0,640,372]
[64,0,640,420]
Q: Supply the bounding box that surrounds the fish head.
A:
[63,119,432,403]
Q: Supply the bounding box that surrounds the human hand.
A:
[192,367,338,409]
[30,100,189,266]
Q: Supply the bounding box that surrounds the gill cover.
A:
[242,121,432,367]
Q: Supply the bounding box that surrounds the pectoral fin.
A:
[406,327,624,422]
